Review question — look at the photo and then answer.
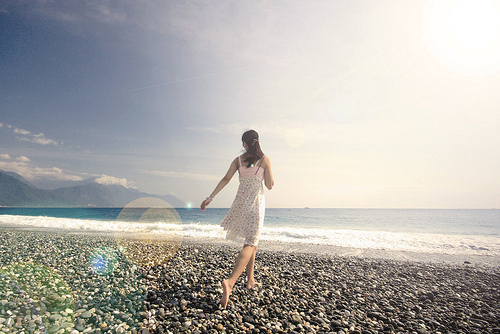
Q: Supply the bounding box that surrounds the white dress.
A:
[220,156,265,246]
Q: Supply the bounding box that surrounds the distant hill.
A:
[1,171,36,188]
[0,170,185,207]
[51,182,118,207]
[0,171,66,206]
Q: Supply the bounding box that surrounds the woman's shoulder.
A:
[234,155,247,168]
[258,155,270,169]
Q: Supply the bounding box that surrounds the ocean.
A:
[0,207,498,264]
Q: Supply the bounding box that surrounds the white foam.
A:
[0,214,183,233]
[1,215,498,257]
[259,225,500,256]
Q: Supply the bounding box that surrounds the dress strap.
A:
[254,155,264,175]
[238,156,242,168]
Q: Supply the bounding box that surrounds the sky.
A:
[1,0,499,208]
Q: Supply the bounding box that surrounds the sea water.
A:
[1,207,499,262]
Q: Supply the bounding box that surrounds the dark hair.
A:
[241,130,264,167]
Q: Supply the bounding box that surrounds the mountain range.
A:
[0,170,185,207]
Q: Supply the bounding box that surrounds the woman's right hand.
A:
[201,158,238,211]
[201,198,212,210]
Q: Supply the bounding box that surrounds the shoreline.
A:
[1,228,499,333]
[2,224,498,267]
[183,237,500,268]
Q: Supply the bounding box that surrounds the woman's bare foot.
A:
[221,279,232,308]
[246,278,261,290]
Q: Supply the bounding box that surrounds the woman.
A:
[201,129,274,308]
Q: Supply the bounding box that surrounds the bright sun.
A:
[422,0,500,75]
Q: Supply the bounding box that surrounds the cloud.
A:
[187,123,253,135]
[94,174,130,187]
[51,11,81,23]
[13,127,31,135]
[187,126,223,134]
[89,3,127,23]
[32,133,59,146]
[187,121,324,146]
[22,1,127,25]
[2,124,60,146]
[30,166,83,181]
[143,170,220,181]
[42,2,127,24]
[0,154,83,181]
[8,1,336,62]
[0,154,130,186]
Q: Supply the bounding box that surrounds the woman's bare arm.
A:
[263,156,274,190]
[201,158,239,210]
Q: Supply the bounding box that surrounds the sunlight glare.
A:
[448,0,500,49]
[422,0,500,76]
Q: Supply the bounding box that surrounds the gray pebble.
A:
[80,311,92,319]
[2,229,499,334]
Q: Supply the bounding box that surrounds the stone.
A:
[49,325,61,332]
[75,319,86,331]
[291,313,302,324]
[80,311,92,319]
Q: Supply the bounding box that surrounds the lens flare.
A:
[0,263,75,332]
[0,273,46,333]
[89,247,119,275]
[115,197,183,267]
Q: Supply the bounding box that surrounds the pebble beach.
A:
[1,227,499,334]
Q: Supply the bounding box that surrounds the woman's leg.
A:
[221,244,256,308]
[245,246,258,289]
